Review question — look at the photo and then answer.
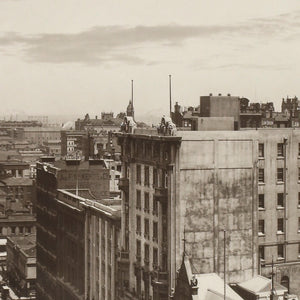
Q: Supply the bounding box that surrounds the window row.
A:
[136,190,158,215]
[258,168,286,183]
[258,219,284,235]
[259,244,300,261]
[259,192,300,209]
[258,142,287,158]
[136,165,168,188]
[136,216,158,242]
[136,240,159,267]
[258,168,300,183]
[258,193,285,209]
[258,217,300,235]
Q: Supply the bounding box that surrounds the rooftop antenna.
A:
[75,152,79,196]
[131,79,134,107]
[169,75,172,118]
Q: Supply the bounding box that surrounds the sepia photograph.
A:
[0,0,300,299]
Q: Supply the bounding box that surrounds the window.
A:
[136,165,141,184]
[298,217,300,232]
[298,192,300,207]
[153,248,158,268]
[153,168,158,187]
[259,169,264,183]
[299,168,300,182]
[278,218,284,233]
[259,143,264,158]
[162,170,168,188]
[277,168,284,182]
[259,246,265,261]
[298,244,300,258]
[153,222,158,242]
[153,198,158,216]
[144,219,149,239]
[144,244,149,264]
[136,240,141,260]
[136,216,141,235]
[258,220,265,235]
[278,244,284,259]
[136,190,141,210]
[11,227,15,234]
[277,143,284,157]
[277,193,284,208]
[144,192,149,213]
[144,166,150,187]
[258,194,265,209]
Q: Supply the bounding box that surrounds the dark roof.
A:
[86,118,122,126]
[0,150,21,161]
[1,177,33,186]
[66,189,96,199]
[8,234,36,258]
[274,114,289,122]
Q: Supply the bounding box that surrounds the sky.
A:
[1,0,300,123]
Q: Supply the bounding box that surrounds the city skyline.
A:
[1,0,300,117]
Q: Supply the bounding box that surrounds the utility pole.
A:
[224,230,226,300]
[270,258,275,300]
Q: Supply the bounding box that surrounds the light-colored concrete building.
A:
[117,128,259,300]
[117,126,300,299]
[256,129,300,296]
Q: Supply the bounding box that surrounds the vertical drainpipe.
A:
[283,137,288,262]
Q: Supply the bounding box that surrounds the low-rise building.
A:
[0,177,36,212]
[23,127,61,145]
[44,139,61,157]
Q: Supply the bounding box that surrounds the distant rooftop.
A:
[8,234,36,258]
[236,275,288,295]
[0,177,33,186]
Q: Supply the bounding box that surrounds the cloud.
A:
[214,63,291,71]
[0,10,299,65]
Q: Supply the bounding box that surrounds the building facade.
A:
[23,127,61,145]
[117,128,259,299]
[6,234,36,299]
[256,129,300,295]
[36,158,110,300]
[117,126,300,299]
